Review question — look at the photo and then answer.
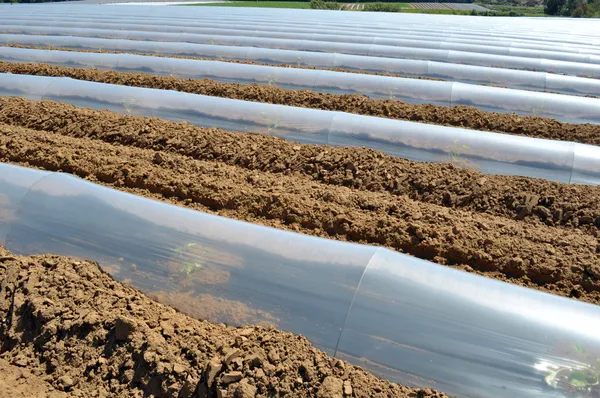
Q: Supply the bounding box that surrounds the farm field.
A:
[187,1,312,8]
[1,4,600,398]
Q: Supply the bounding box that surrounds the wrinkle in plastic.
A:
[3,162,600,398]
[2,73,600,185]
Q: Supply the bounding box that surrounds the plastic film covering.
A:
[5,16,600,58]
[3,49,600,123]
[11,18,600,64]
[7,18,600,57]
[0,165,50,244]
[5,24,600,69]
[0,163,374,358]
[3,162,600,398]
[336,247,600,398]
[3,72,600,185]
[3,33,600,80]
[4,6,600,41]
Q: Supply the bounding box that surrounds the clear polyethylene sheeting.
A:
[2,73,600,185]
[4,24,600,74]
[0,34,600,80]
[6,19,600,61]
[3,9,600,50]
[5,18,600,56]
[17,25,591,65]
[3,47,600,115]
[3,162,600,398]
[2,33,600,79]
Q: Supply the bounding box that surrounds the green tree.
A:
[545,0,565,14]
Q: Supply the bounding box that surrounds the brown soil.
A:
[0,247,445,397]
[3,61,600,146]
[2,98,600,306]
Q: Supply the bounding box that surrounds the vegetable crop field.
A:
[1,4,600,398]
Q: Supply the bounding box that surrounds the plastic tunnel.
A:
[4,19,600,60]
[3,5,600,49]
[2,161,600,398]
[3,46,600,101]
[2,72,600,185]
[6,16,600,54]
[3,24,600,78]
[3,33,600,80]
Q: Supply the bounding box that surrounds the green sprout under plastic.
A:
[181,262,205,275]
[123,99,138,114]
[260,112,281,135]
[545,367,599,391]
[173,242,206,276]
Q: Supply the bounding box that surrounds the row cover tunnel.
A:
[2,162,600,398]
[4,19,600,62]
[3,23,600,80]
[3,4,599,48]
[3,46,600,110]
[2,72,600,186]
[3,6,600,398]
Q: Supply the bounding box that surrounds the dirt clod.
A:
[319,376,344,397]
[114,316,136,341]
[0,250,444,397]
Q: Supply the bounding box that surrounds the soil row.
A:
[2,100,600,306]
[0,246,445,397]
[2,61,600,146]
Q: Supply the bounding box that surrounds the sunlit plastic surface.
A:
[336,248,600,398]
[328,112,576,183]
[3,48,600,118]
[450,83,600,124]
[570,144,600,186]
[4,24,600,77]
[2,163,600,398]
[0,164,50,244]
[3,33,600,82]
[2,165,374,356]
[9,18,600,58]
[39,77,334,144]
[2,73,600,185]
[6,19,600,65]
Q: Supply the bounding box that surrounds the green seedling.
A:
[447,142,480,171]
[544,342,600,394]
[123,99,138,114]
[531,103,546,117]
[261,112,281,135]
[181,261,205,275]
[545,367,599,391]
[173,242,206,276]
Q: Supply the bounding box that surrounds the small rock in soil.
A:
[318,376,343,398]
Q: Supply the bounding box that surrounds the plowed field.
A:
[2,9,600,398]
